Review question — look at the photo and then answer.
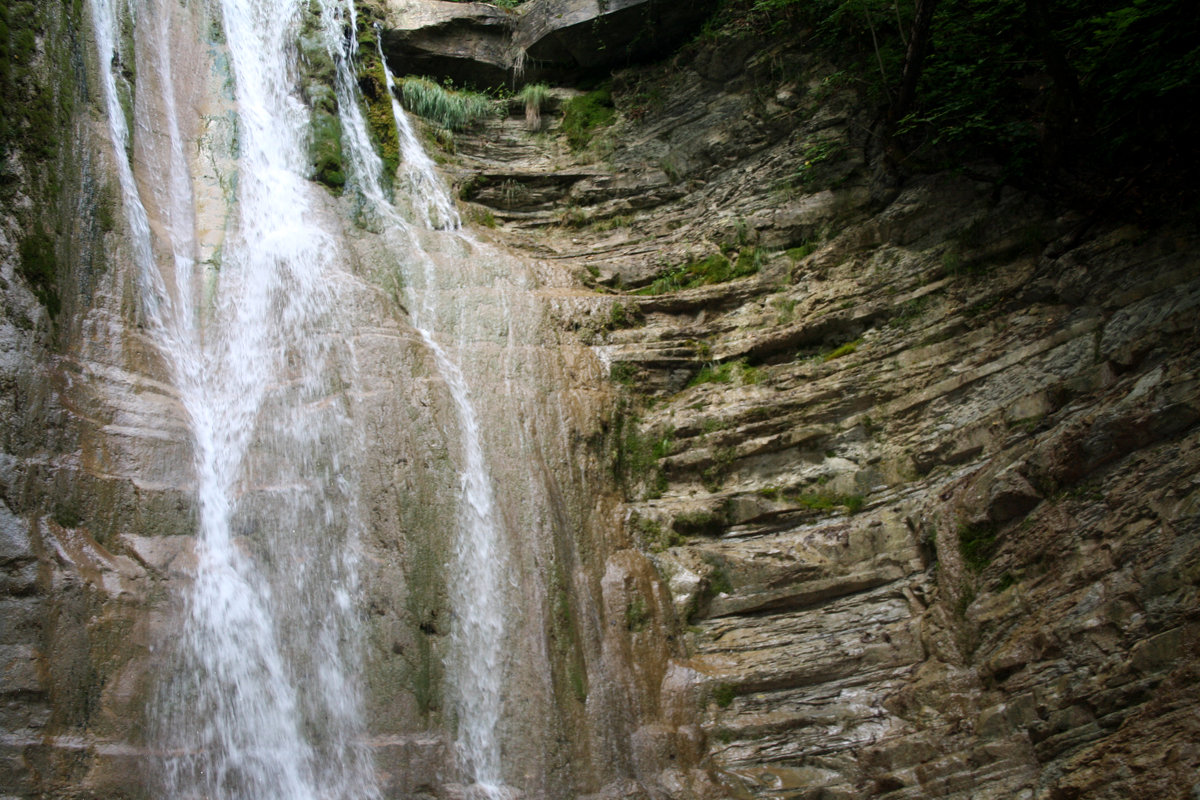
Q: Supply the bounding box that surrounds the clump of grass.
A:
[592,214,633,232]
[635,249,761,296]
[400,77,495,131]
[562,87,616,150]
[776,489,865,514]
[823,338,862,361]
[688,359,762,388]
[609,361,638,386]
[787,242,817,261]
[604,301,643,330]
[516,82,550,131]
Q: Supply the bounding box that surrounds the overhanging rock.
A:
[514,0,722,75]
[380,0,517,87]
[378,0,722,87]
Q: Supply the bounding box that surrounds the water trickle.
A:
[379,35,462,232]
[321,7,512,793]
[92,1,379,798]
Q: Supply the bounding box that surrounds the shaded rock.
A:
[380,0,516,87]
[378,0,723,86]
[514,0,722,76]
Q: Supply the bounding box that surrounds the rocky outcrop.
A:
[443,22,1200,800]
[379,0,516,86]
[513,0,723,76]
[378,0,722,85]
[4,1,1199,798]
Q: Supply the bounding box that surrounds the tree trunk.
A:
[891,0,940,124]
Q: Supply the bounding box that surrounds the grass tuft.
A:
[400,77,495,131]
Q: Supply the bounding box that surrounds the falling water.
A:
[319,4,512,793]
[92,0,379,798]
[380,36,462,232]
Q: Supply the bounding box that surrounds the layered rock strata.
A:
[446,24,1200,800]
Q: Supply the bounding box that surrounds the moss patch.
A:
[634,249,761,295]
[562,87,616,151]
[958,522,997,572]
[19,225,60,318]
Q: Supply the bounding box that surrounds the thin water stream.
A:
[323,8,512,793]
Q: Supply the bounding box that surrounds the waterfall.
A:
[379,36,462,232]
[92,0,379,798]
[319,3,513,793]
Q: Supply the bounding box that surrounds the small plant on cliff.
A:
[516,82,550,131]
[634,250,760,295]
[688,359,762,388]
[562,87,616,150]
[625,594,651,632]
[958,522,997,572]
[712,683,737,708]
[823,338,862,361]
[400,77,496,131]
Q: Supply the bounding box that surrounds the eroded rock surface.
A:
[442,23,1200,800]
[377,0,722,85]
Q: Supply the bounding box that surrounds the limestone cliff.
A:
[432,5,1200,798]
[1,0,1197,799]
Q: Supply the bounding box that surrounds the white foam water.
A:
[91,1,379,797]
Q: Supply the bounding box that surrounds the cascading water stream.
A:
[92,0,379,798]
[319,3,512,793]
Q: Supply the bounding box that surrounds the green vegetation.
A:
[609,361,639,386]
[561,87,616,151]
[608,404,672,499]
[777,138,847,193]
[605,300,644,330]
[713,683,737,708]
[786,242,817,261]
[400,77,496,132]
[632,515,685,552]
[349,18,400,179]
[700,0,1200,214]
[672,508,728,537]
[823,338,862,361]
[625,594,651,631]
[463,204,497,228]
[1,1,85,322]
[634,249,761,295]
[309,112,346,192]
[761,485,865,514]
[19,225,60,318]
[688,359,762,388]
[687,556,736,622]
[958,521,997,572]
[890,295,930,328]
[516,82,550,131]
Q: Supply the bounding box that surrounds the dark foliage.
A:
[703,0,1200,215]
